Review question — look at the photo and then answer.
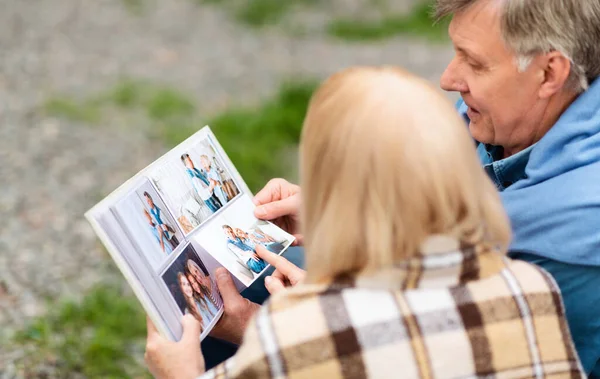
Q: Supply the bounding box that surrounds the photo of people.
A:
[112,179,184,269]
[150,136,241,235]
[193,194,294,287]
[161,243,223,333]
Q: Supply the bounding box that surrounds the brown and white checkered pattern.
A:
[201,237,584,379]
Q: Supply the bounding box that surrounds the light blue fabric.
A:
[458,78,600,266]
[246,257,267,274]
[149,205,165,226]
[150,225,173,254]
[203,296,219,318]
[476,143,535,191]
[186,167,210,186]
[227,237,254,252]
[205,167,229,205]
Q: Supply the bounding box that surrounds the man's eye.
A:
[468,61,484,70]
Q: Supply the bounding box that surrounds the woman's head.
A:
[300,66,511,283]
[222,225,236,239]
[177,272,194,298]
[186,272,202,294]
[234,228,248,240]
[187,260,205,281]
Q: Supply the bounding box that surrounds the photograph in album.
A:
[161,243,223,336]
[85,126,294,341]
[149,135,241,236]
[192,194,295,287]
[112,178,184,270]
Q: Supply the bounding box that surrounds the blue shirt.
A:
[228,237,254,252]
[186,168,210,186]
[477,143,535,191]
[457,79,600,267]
[149,205,165,226]
[150,225,173,254]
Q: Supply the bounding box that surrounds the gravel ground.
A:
[0,0,454,361]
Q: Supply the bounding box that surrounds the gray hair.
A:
[435,0,600,92]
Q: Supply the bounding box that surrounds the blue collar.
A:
[455,99,535,191]
[477,143,535,191]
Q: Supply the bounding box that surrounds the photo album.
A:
[85,126,295,341]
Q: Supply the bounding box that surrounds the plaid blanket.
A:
[201,236,584,378]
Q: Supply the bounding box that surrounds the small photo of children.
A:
[162,243,223,333]
[112,179,184,269]
[193,195,295,287]
[221,222,288,274]
[150,136,241,235]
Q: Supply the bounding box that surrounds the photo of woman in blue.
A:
[221,225,267,275]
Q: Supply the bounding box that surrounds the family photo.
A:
[112,179,184,269]
[161,243,223,334]
[150,135,241,235]
[193,195,294,286]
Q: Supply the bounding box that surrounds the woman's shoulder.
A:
[500,256,562,295]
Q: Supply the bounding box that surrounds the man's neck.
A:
[502,90,579,159]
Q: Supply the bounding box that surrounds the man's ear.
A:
[539,51,572,99]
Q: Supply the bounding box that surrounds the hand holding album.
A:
[86,127,295,341]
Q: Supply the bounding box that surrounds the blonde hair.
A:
[300,66,511,284]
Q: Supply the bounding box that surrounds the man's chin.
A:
[468,121,494,145]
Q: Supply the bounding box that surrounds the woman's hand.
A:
[253,179,303,246]
[145,315,205,379]
[209,268,260,345]
[256,245,306,294]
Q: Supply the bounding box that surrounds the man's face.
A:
[440,0,544,151]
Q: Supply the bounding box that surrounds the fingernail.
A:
[255,206,267,218]
[216,267,227,279]
[264,276,272,286]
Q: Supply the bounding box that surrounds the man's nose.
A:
[440,59,468,93]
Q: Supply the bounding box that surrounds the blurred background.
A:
[0,0,456,376]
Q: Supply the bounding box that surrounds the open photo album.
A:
[85,126,295,341]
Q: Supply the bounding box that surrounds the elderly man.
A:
[440,0,600,374]
[437,1,600,374]
[145,0,600,376]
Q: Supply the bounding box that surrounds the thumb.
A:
[264,276,286,295]
[181,314,202,343]
[146,316,160,342]
[215,267,242,306]
[254,195,299,221]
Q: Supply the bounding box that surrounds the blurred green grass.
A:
[44,78,316,191]
[45,98,102,124]
[198,0,318,27]
[197,0,446,42]
[328,2,449,42]
[13,285,150,378]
